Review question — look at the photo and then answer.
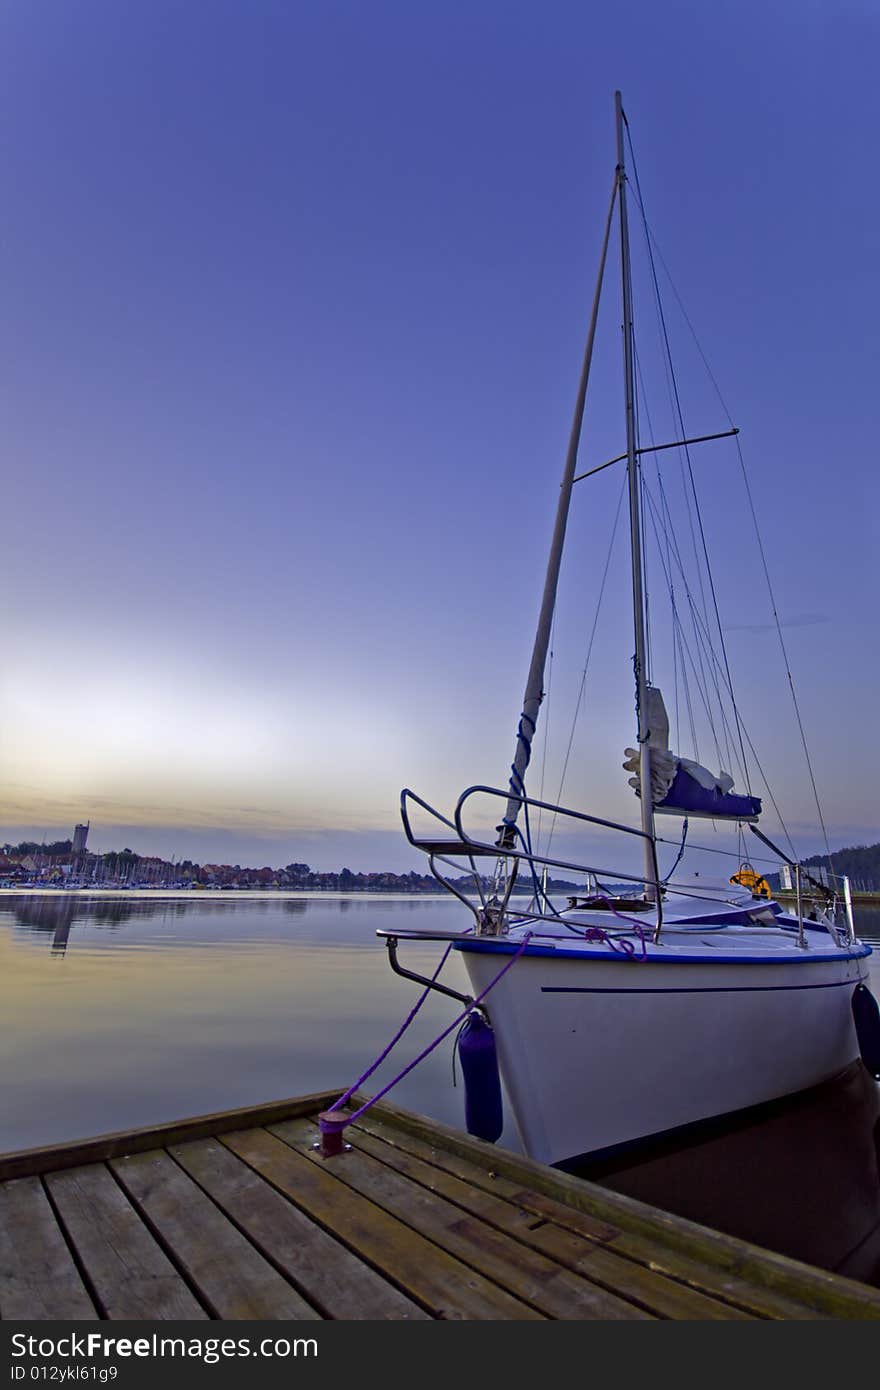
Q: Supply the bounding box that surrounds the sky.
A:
[1,1,878,875]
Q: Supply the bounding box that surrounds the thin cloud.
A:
[724,613,830,635]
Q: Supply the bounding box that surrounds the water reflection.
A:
[2,890,428,949]
[5,892,193,939]
[9,895,79,955]
[577,1060,880,1284]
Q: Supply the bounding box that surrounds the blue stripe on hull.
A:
[455,939,872,966]
[541,979,857,995]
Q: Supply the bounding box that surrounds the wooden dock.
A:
[2,1089,880,1321]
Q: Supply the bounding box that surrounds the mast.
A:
[497,172,618,847]
[615,90,657,897]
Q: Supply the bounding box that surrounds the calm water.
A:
[3,890,880,1280]
[0,891,495,1150]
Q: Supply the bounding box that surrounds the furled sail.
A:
[623,686,761,822]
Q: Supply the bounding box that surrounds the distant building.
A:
[72,822,90,855]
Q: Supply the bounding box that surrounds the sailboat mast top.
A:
[615,90,657,892]
[497,172,618,842]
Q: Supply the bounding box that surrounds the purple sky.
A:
[1,2,877,874]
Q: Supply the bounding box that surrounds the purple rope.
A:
[321,933,533,1135]
[326,943,453,1115]
[583,899,649,960]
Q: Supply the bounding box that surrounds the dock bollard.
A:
[316,1111,349,1158]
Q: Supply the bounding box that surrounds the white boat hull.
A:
[459,937,870,1167]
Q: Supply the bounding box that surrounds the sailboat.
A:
[380,93,876,1169]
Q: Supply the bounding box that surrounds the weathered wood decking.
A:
[2,1090,880,1321]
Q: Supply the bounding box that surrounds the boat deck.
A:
[2,1090,879,1321]
[381,916,873,965]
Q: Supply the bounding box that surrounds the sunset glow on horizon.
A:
[2,2,877,873]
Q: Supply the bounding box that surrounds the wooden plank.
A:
[110,1149,320,1320]
[346,1118,751,1320]
[46,1164,207,1320]
[270,1117,653,1320]
[222,1126,543,1320]
[0,1176,96,1320]
[363,1095,880,1319]
[0,1089,342,1182]
[170,1138,427,1321]
[353,1110,815,1321]
[355,1113,623,1242]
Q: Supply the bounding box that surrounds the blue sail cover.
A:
[623,690,761,822]
[655,765,762,821]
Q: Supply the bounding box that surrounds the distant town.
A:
[0,823,440,892]
[3,822,877,898]
[0,821,579,895]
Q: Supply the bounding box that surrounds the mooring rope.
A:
[320,933,534,1142]
[324,943,453,1117]
[581,919,648,959]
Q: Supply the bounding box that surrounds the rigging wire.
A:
[641,483,741,777]
[641,238,720,737]
[662,817,689,884]
[653,831,787,870]
[640,446,743,785]
[639,474,794,846]
[626,193,834,874]
[639,482,799,858]
[631,338,652,683]
[625,123,753,799]
[733,432,836,872]
[544,473,628,853]
[633,347,682,753]
[633,343,738,782]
